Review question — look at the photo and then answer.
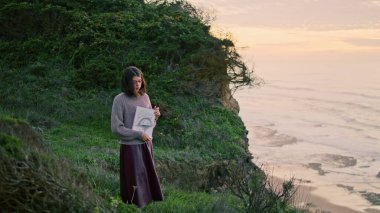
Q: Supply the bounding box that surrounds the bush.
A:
[223,160,301,213]
[0,117,103,212]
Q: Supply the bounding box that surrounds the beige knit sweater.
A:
[111,92,152,145]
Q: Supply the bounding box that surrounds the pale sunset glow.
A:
[229,27,380,53]
[189,0,380,63]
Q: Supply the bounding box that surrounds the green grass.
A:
[41,121,244,212]
[144,187,242,213]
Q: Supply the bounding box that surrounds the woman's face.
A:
[132,76,142,94]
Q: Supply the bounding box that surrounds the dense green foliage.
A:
[0,118,101,212]
[0,0,299,212]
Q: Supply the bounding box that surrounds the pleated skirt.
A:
[120,141,163,208]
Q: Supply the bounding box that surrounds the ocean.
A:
[234,63,380,212]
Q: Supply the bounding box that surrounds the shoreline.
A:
[242,123,380,212]
[263,164,380,213]
[271,176,363,213]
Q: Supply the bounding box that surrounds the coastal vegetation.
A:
[0,0,300,212]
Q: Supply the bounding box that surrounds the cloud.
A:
[221,26,380,54]
[188,0,380,30]
[343,38,380,47]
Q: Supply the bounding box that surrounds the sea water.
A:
[234,62,380,211]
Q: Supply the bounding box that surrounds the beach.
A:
[234,66,380,212]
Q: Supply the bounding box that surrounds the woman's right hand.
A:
[141,133,152,143]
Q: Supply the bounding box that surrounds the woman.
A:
[111,66,163,208]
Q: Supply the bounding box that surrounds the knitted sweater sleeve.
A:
[111,96,143,141]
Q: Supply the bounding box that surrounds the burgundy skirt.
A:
[120,141,163,208]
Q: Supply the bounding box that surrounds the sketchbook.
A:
[132,106,156,138]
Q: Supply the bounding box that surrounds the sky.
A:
[187,0,380,74]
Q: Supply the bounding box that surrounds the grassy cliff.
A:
[0,0,300,212]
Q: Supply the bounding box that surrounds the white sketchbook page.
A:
[132,106,156,138]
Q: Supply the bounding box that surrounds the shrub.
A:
[0,117,103,212]
[223,160,301,213]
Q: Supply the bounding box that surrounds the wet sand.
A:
[262,162,380,213]
[244,124,380,212]
[271,176,364,213]
[270,167,380,213]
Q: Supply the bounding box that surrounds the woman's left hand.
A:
[154,106,161,120]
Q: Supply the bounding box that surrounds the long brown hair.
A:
[121,66,147,96]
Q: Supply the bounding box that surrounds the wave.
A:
[267,84,315,92]
[251,91,380,115]
[299,97,380,115]
[307,119,365,132]
[265,81,380,100]
[299,112,380,132]
[266,84,380,100]
[338,91,380,100]
[365,135,380,141]
[343,117,380,130]
[342,102,380,114]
